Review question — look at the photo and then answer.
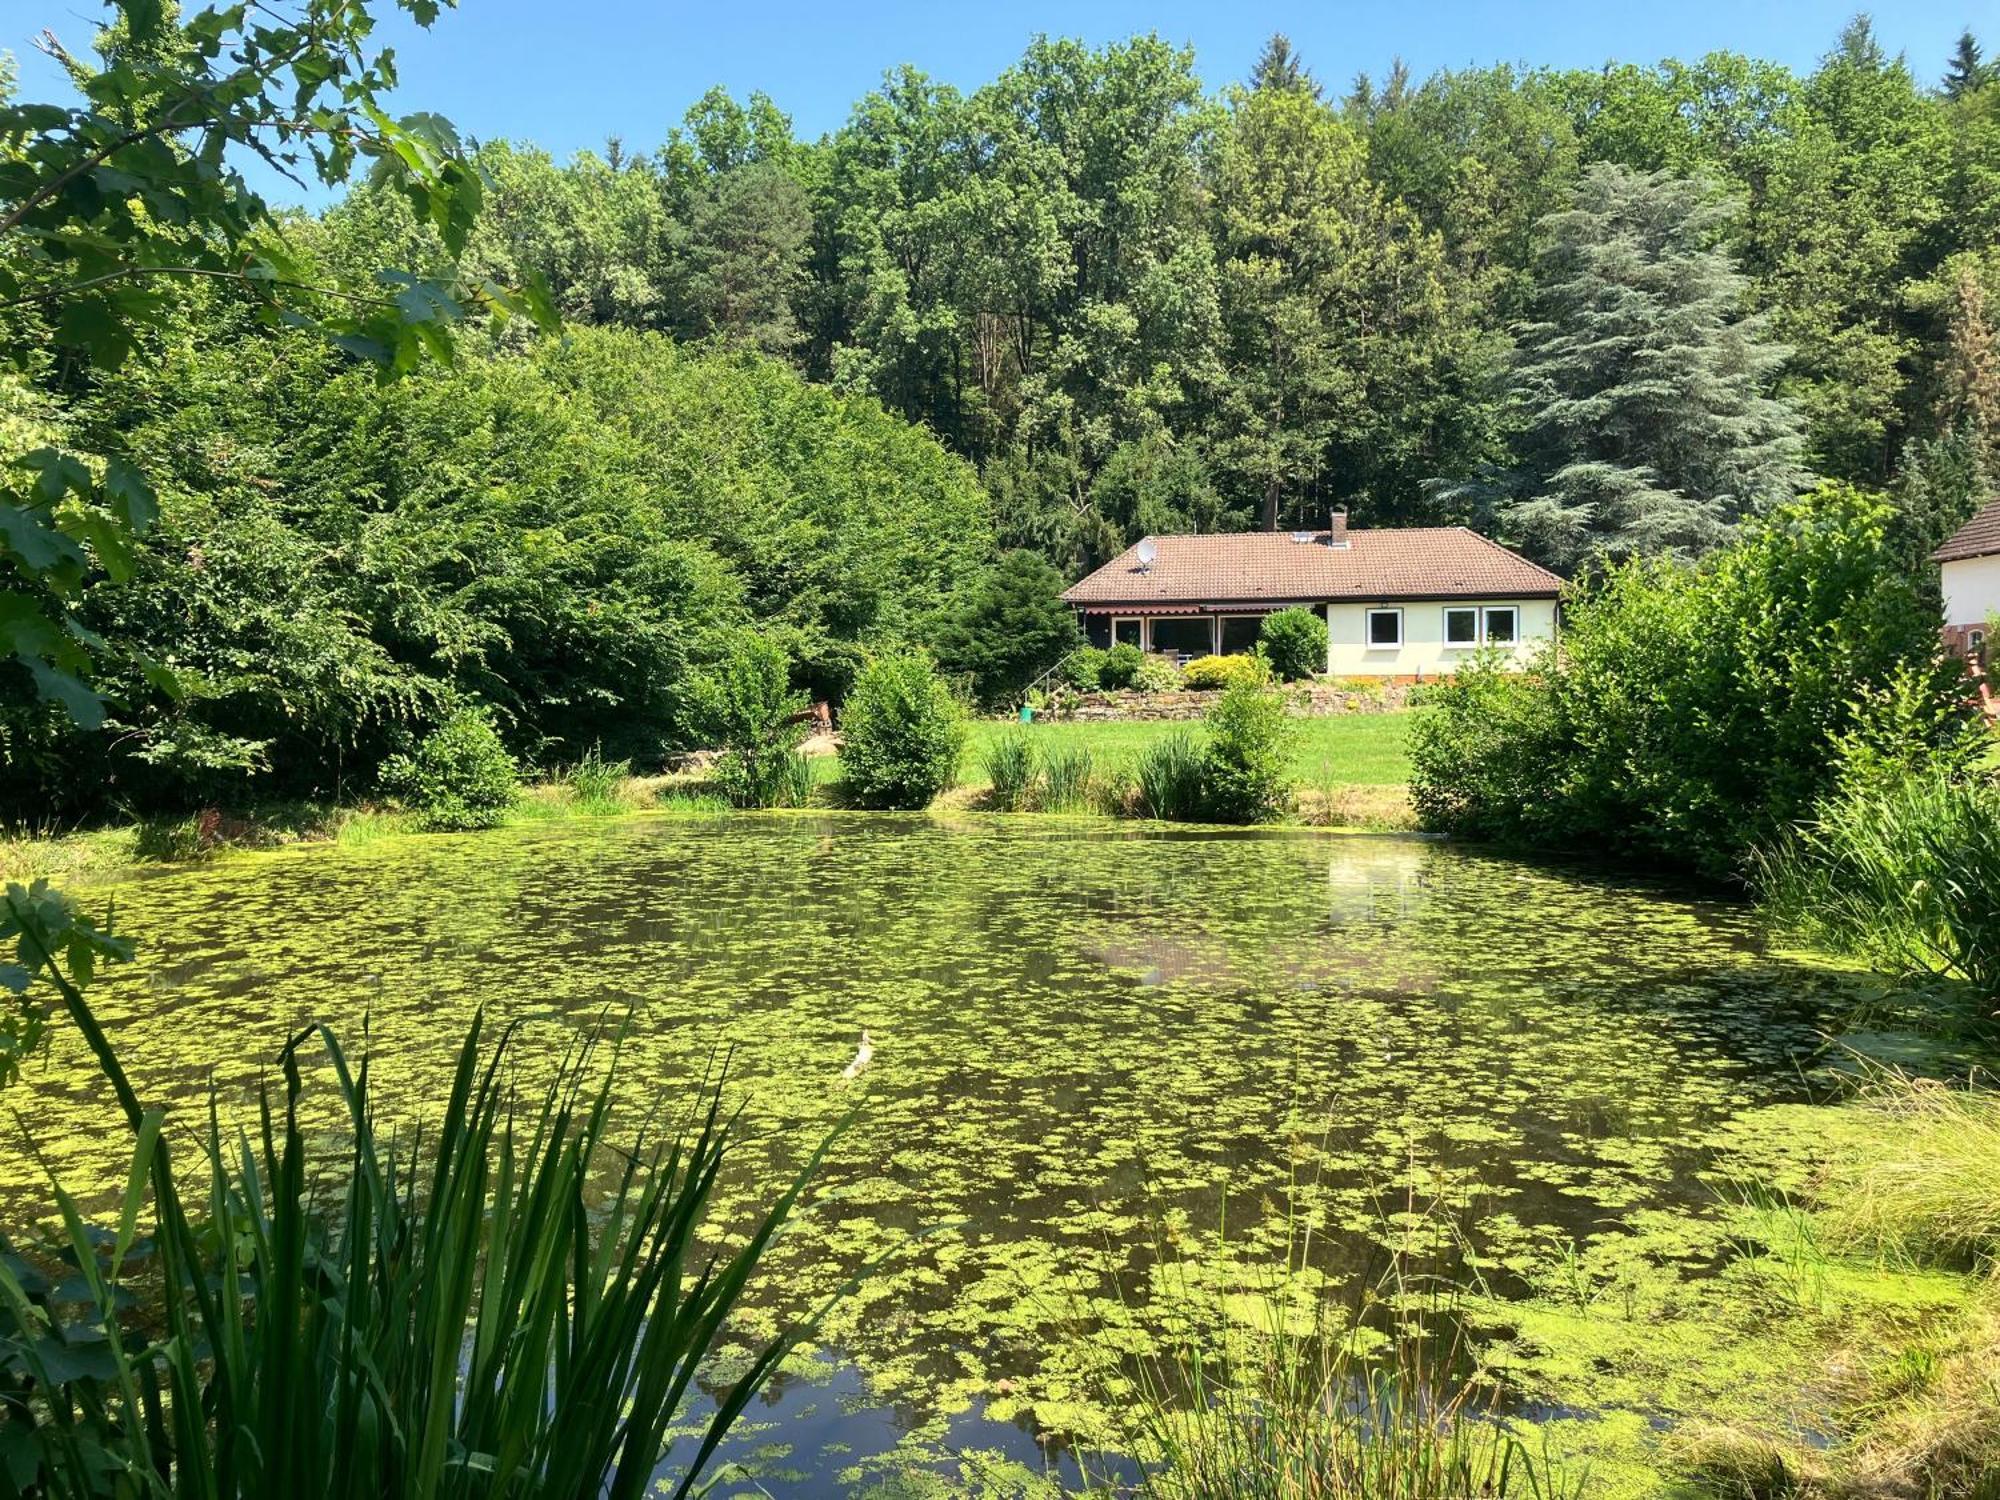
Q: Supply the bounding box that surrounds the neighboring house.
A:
[1934,497,2000,666]
[1061,513,1563,678]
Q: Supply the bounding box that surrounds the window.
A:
[1973,629,1988,661]
[1218,615,1265,654]
[1444,607,1479,646]
[1150,616,1215,658]
[1112,618,1142,648]
[1365,608,1403,649]
[1482,606,1519,646]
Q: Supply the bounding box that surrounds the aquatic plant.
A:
[981,730,1039,811]
[564,744,637,814]
[1086,1220,1579,1500]
[1040,744,1095,814]
[837,653,967,810]
[1816,1072,2000,1265]
[1134,731,1206,820]
[378,707,519,832]
[0,886,837,1499]
[1756,764,2000,994]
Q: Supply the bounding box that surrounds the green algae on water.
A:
[4,815,1943,1495]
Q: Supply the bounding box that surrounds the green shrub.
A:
[565,745,634,814]
[1041,744,1095,813]
[687,634,810,809]
[1133,654,1182,693]
[1180,653,1270,692]
[1408,486,1962,879]
[1408,654,1568,845]
[837,653,968,809]
[1099,642,1145,690]
[1062,648,1107,692]
[131,814,212,863]
[1201,680,1295,823]
[379,707,518,831]
[981,731,1039,811]
[931,550,1083,707]
[1135,731,1208,821]
[1259,607,1328,682]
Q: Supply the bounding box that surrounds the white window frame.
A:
[1443,606,1480,647]
[1112,616,1144,650]
[1364,607,1404,650]
[1481,605,1520,647]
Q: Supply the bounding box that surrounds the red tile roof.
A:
[1061,528,1563,609]
[1934,499,2000,564]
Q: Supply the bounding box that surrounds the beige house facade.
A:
[1063,517,1563,678]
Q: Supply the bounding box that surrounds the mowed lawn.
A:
[962,711,1413,788]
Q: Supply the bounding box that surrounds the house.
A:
[1061,513,1563,678]
[1934,497,2000,666]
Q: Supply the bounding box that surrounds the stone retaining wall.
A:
[1047,681,1410,721]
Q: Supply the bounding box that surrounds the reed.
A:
[980,730,1039,812]
[1040,744,1096,814]
[0,897,837,1499]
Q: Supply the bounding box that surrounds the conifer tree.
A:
[1937,262,2000,477]
[1944,29,1991,98]
[1488,164,1809,571]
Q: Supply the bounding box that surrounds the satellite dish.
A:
[1135,537,1158,570]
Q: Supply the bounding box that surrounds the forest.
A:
[5,16,2000,815]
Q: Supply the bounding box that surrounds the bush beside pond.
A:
[837,654,968,809]
[379,708,519,831]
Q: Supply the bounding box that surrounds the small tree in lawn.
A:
[932,551,1082,708]
[838,654,967,809]
[686,633,810,807]
[1470,164,1809,573]
[1259,608,1328,681]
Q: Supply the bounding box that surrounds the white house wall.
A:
[1942,555,2000,629]
[1325,598,1558,677]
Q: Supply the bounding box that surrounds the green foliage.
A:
[1258,608,1328,681]
[1040,744,1096,813]
[1180,654,1272,692]
[931,551,1081,708]
[1474,164,1808,570]
[379,708,518,832]
[687,634,809,809]
[1063,648,1108,692]
[980,731,1038,811]
[0,0,552,724]
[564,746,635,814]
[0,880,131,1087]
[1133,655,1183,693]
[1408,656,1567,845]
[1411,485,1959,879]
[1133,730,1209,821]
[1099,642,1146,690]
[1200,681,1295,823]
[1756,685,2000,994]
[0,931,832,1499]
[2,327,988,821]
[836,654,968,809]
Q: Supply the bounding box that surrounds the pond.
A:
[8,814,1877,1494]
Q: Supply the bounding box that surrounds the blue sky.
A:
[7,0,1990,204]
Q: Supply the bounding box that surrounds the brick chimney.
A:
[1326,509,1350,548]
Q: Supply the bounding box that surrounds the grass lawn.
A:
[962,711,1413,788]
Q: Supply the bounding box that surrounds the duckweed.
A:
[3,814,1966,1496]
